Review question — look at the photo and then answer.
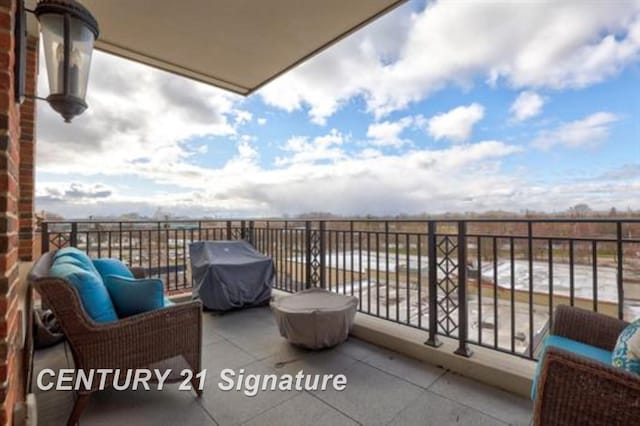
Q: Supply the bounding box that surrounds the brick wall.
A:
[0,0,36,424]
[18,35,36,262]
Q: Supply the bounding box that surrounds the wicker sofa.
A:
[28,250,203,426]
[533,305,640,425]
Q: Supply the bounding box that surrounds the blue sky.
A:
[35,0,640,218]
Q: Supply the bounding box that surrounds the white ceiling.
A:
[28,0,406,95]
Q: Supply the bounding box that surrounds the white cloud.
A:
[260,0,640,122]
[38,182,114,201]
[358,148,383,159]
[366,117,413,147]
[234,110,253,125]
[39,139,527,217]
[426,103,485,143]
[37,50,243,179]
[230,139,260,167]
[35,4,640,218]
[258,4,413,124]
[275,129,346,166]
[510,91,545,121]
[37,111,640,217]
[532,112,620,149]
[38,162,640,218]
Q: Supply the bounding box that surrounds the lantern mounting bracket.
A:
[25,94,49,102]
[13,2,40,104]
[14,0,26,104]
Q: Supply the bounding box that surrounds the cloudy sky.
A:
[36,0,640,218]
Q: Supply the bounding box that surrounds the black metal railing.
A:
[40,218,640,360]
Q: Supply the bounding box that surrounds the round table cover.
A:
[271,288,358,349]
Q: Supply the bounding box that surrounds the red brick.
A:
[0,2,30,422]
[0,0,15,11]
[0,233,16,251]
[0,251,18,272]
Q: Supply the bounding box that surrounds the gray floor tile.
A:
[429,372,532,425]
[266,346,359,377]
[203,331,225,346]
[204,307,276,336]
[205,307,297,359]
[33,343,75,426]
[337,338,384,361]
[224,328,291,360]
[254,337,313,363]
[201,339,256,375]
[81,387,215,426]
[361,347,446,389]
[199,359,300,426]
[34,385,74,426]
[310,361,423,426]
[388,391,507,426]
[242,392,358,426]
[33,342,72,372]
[202,318,225,346]
[34,308,535,426]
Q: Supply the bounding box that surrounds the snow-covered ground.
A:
[327,281,549,355]
[295,252,640,355]
[290,252,624,302]
[289,251,429,273]
[479,260,619,302]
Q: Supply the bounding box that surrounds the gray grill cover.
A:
[189,241,274,311]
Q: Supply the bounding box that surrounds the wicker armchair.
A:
[533,305,640,425]
[28,251,203,426]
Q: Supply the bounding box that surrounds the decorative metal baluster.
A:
[426,221,441,347]
[455,221,471,357]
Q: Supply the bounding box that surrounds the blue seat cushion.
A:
[104,275,169,317]
[531,334,612,400]
[92,258,134,280]
[49,261,118,323]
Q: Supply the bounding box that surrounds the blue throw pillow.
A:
[49,261,119,323]
[92,258,134,280]
[54,247,100,275]
[612,319,640,374]
[103,275,167,317]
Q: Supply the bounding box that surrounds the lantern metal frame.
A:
[14,0,99,123]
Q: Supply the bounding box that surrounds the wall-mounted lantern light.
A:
[16,0,99,123]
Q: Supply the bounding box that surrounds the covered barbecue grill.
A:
[189,240,274,311]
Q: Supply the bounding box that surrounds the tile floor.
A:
[34,306,532,425]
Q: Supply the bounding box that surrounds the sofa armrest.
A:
[551,305,628,351]
[534,346,640,425]
[129,267,147,279]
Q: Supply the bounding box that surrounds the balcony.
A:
[2,0,636,424]
[34,305,533,426]
[33,218,640,424]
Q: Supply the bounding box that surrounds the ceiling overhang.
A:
[28,0,407,95]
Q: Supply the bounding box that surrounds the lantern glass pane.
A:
[39,14,65,96]
[69,17,95,100]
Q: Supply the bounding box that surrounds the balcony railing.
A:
[40,218,640,361]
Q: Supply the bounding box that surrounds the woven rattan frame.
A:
[29,253,203,426]
[533,305,639,425]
